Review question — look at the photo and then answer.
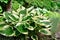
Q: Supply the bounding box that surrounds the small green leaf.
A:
[20,9,26,15]
[22,15,32,21]
[12,1,19,10]
[0,6,2,12]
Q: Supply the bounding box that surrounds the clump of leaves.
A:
[0,6,52,40]
[12,0,58,11]
[25,0,58,11]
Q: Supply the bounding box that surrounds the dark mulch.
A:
[0,34,56,40]
[0,35,20,40]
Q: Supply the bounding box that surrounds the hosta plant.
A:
[0,6,60,40]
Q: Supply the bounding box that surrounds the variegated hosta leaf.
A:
[0,25,14,36]
[27,6,34,13]
[3,12,19,22]
[39,28,51,35]
[31,35,38,40]
[22,15,32,21]
[15,23,28,34]
[32,16,50,27]
[0,24,5,30]
[19,9,26,15]
[24,23,34,30]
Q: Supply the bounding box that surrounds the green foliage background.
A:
[0,0,60,40]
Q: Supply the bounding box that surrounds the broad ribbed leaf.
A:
[16,23,28,34]
[0,25,14,36]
